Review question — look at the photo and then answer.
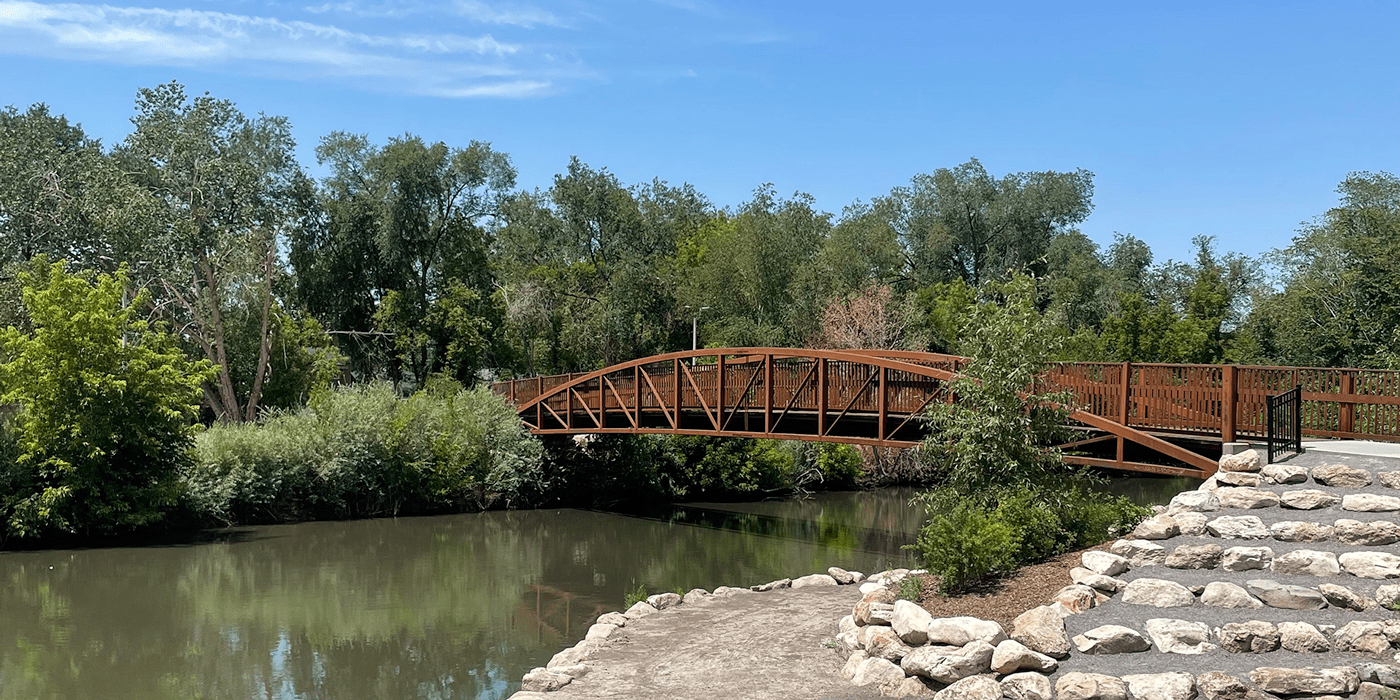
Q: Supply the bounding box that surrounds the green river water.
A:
[0,477,1193,700]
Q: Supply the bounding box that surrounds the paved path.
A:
[515,586,881,700]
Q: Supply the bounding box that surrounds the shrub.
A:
[994,492,1072,563]
[0,261,212,541]
[815,443,864,487]
[912,502,1015,593]
[185,380,545,524]
[1057,486,1150,548]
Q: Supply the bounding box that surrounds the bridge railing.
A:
[1042,362,1400,443]
[494,353,1400,445]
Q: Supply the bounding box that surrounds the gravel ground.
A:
[1048,449,1400,680]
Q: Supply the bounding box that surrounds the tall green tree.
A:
[496,160,702,371]
[877,158,1095,287]
[678,185,830,346]
[1244,172,1400,368]
[0,104,155,269]
[115,82,320,422]
[1101,236,1256,363]
[0,261,212,540]
[296,132,516,385]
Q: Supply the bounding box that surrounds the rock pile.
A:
[831,448,1400,698]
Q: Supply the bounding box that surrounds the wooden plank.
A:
[605,377,637,428]
[764,354,773,433]
[1063,455,1209,479]
[721,365,765,432]
[878,367,887,441]
[1119,362,1131,426]
[827,367,880,435]
[1222,364,1237,443]
[717,354,726,430]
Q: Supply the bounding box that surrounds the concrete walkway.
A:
[513,585,881,700]
[1303,440,1400,458]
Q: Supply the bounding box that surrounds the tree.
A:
[1042,230,1112,331]
[1243,172,1400,368]
[296,132,516,385]
[877,158,1094,287]
[496,161,702,371]
[919,274,1077,499]
[911,274,1147,592]
[0,261,212,540]
[815,283,912,350]
[678,185,830,346]
[0,103,156,269]
[1101,236,1256,363]
[115,82,318,422]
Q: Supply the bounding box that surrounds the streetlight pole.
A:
[684,305,710,363]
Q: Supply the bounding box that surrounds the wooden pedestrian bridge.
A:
[491,348,1400,479]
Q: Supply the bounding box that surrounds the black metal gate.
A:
[1267,385,1303,463]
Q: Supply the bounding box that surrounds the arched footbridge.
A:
[492,349,1400,479]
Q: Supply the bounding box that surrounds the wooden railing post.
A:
[717,354,726,430]
[1119,362,1132,426]
[878,366,887,441]
[674,358,682,428]
[1340,371,1356,436]
[764,354,773,433]
[817,357,827,436]
[1222,365,1237,443]
[634,365,642,426]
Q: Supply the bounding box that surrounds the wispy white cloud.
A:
[0,0,590,97]
[454,0,566,28]
[302,0,567,27]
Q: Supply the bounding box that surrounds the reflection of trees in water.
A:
[0,488,941,700]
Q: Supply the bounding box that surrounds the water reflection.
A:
[0,477,1185,700]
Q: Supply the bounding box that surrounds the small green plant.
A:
[623,582,648,609]
[898,575,923,602]
[672,586,686,597]
[910,501,1016,593]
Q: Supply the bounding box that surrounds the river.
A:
[0,477,1192,700]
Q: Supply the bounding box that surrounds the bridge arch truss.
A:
[492,348,1219,478]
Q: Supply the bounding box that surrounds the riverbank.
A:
[511,582,881,700]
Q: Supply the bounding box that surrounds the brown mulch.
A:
[912,544,1107,630]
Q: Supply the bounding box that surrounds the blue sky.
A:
[1,0,1396,264]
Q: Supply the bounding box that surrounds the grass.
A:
[624,582,648,609]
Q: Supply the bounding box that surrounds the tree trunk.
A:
[243,240,276,422]
[201,252,245,423]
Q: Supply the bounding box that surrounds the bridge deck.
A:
[492,349,1400,479]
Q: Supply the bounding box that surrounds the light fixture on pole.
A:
[683,305,710,363]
